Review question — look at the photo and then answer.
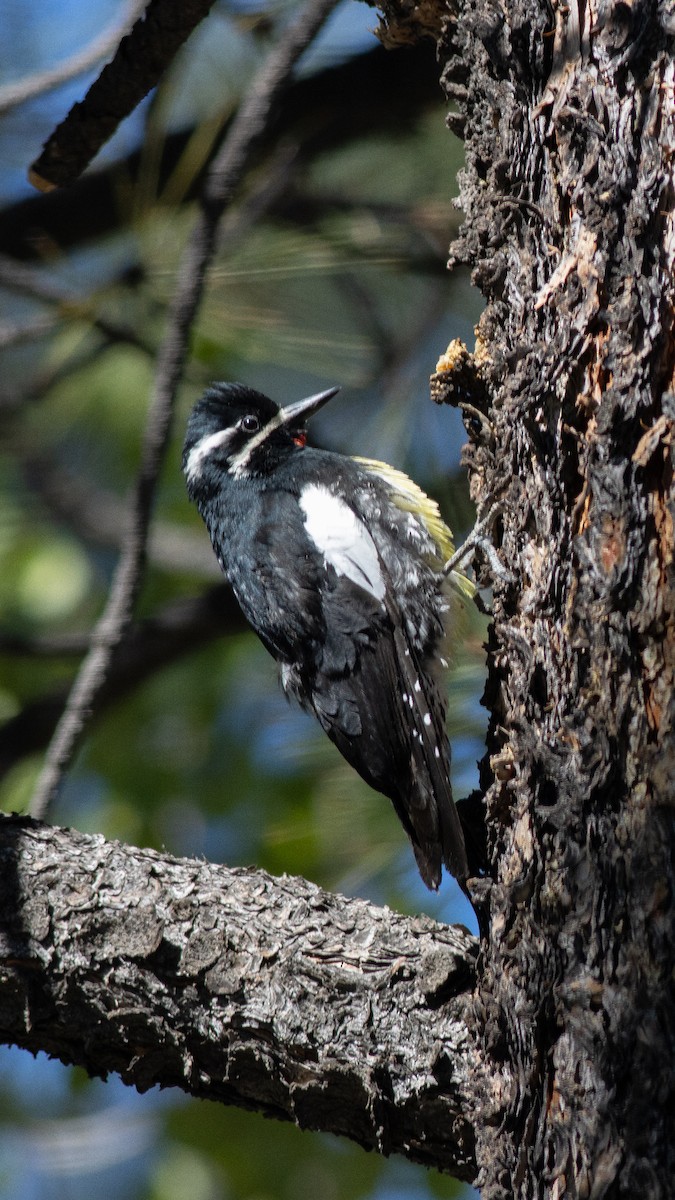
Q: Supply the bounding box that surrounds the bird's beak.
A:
[279,386,340,428]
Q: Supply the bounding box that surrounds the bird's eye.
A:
[240,414,260,433]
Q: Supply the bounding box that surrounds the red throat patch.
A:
[292,431,307,448]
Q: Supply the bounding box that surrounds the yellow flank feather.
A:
[352,456,475,597]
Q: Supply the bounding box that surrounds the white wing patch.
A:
[185,428,235,482]
[300,484,386,602]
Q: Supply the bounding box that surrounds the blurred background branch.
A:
[0,586,245,777]
[0,0,146,117]
[29,0,218,189]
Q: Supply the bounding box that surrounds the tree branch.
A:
[28,0,218,191]
[0,0,147,118]
[22,451,219,577]
[0,585,246,779]
[1,43,441,259]
[0,815,480,1181]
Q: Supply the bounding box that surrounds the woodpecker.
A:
[183,382,472,889]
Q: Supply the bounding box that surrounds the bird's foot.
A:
[443,502,516,585]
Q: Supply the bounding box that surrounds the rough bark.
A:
[425,0,675,1196]
[0,815,479,1181]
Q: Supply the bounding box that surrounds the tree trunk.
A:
[422,0,675,1194]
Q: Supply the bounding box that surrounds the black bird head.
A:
[183,382,339,494]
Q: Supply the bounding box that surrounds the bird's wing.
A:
[225,487,385,665]
[306,578,468,887]
[351,456,475,599]
[227,483,468,886]
[387,611,469,885]
[293,483,468,885]
[352,456,455,560]
[221,491,325,659]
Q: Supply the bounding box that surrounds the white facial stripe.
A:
[229,411,286,478]
[299,484,386,602]
[185,427,235,482]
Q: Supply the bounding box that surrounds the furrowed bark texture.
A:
[428,0,675,1196]
[0,816,479,1180]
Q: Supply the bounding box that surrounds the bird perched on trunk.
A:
[183,382,472,889]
